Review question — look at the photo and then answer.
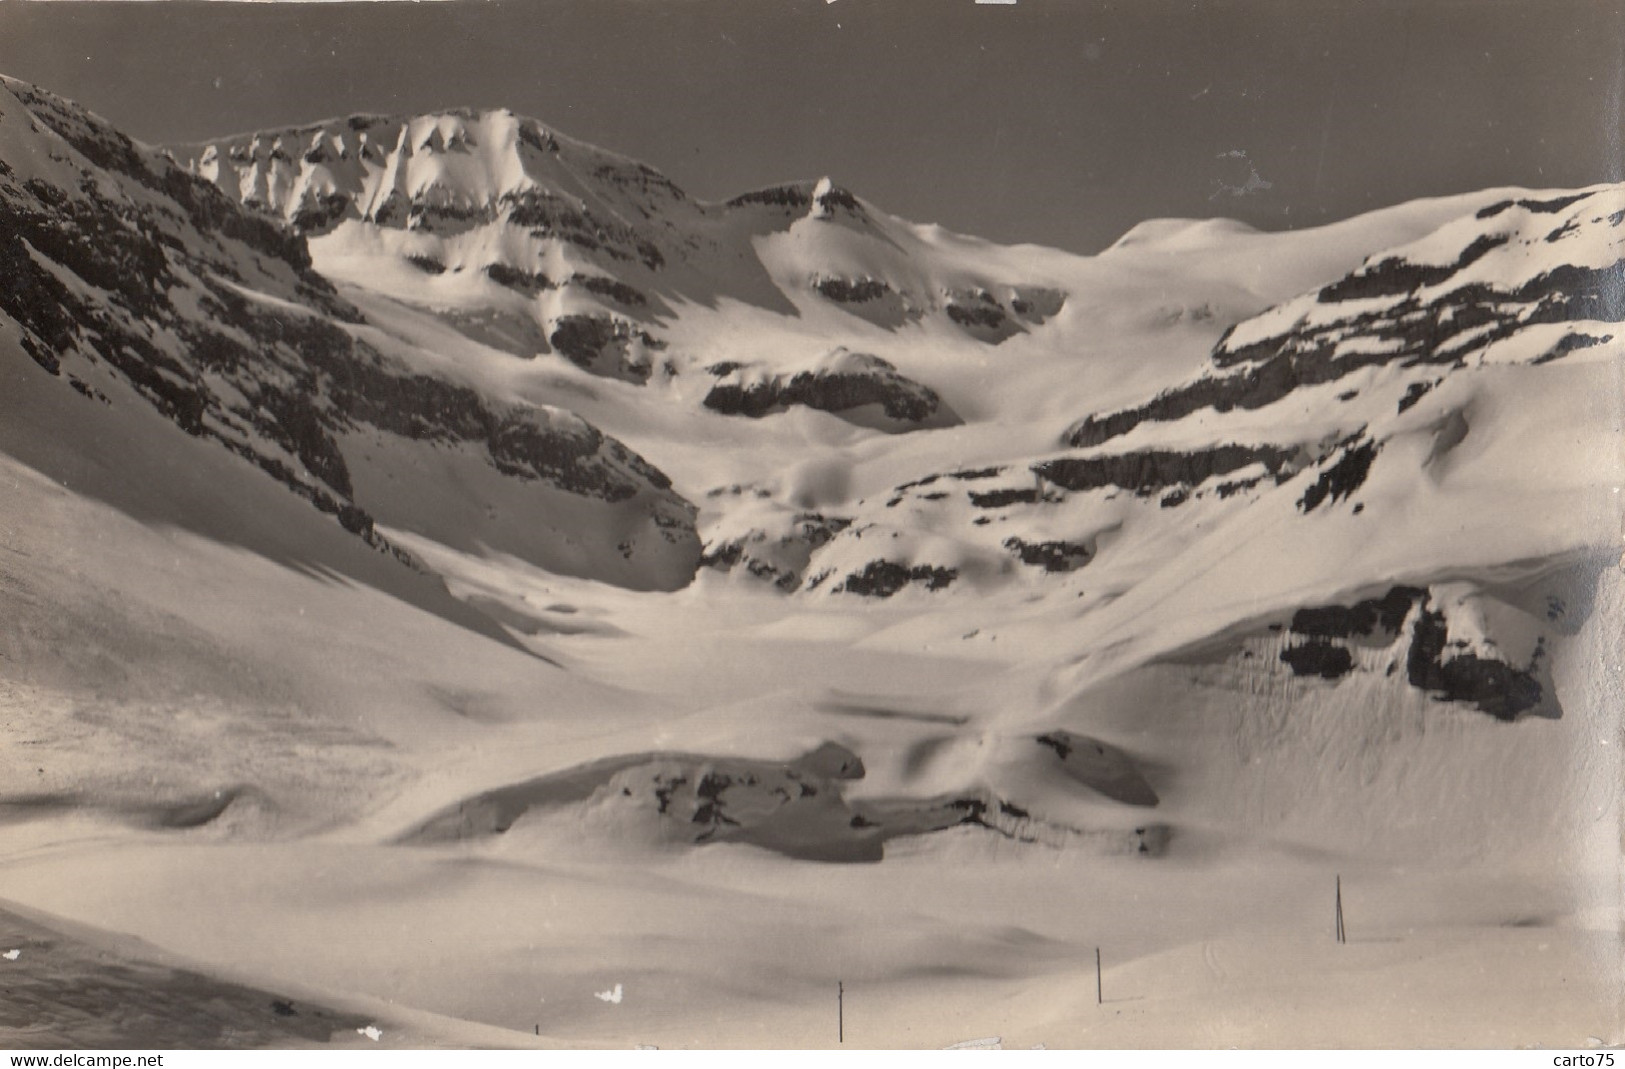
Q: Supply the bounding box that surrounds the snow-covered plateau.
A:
[0,76,1620,1048]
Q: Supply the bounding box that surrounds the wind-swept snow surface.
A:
[0,76,1620,1049]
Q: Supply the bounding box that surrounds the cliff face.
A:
[702,348,957,429]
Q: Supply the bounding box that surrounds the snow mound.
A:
[399,740,1163,862]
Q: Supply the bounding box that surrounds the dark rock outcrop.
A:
[1405,600,1547,720]
[548,313,662,383]
[1274,584,1553,720]
[1297,438,1378,512]
[1035,444,1299,496]
[702,349,956,428]
[943,287,1024,343]
[834,560,958,597]
[1003,537,1093,572]
[813,276,891,303]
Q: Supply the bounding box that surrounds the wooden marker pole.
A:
[1336,874,1346,944]
[1095,947,1102,1005]
[838,981,844,1044]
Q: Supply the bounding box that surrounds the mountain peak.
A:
[171,105,690,237]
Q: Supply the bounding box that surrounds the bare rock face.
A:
[1270,582,1560,721]
[943,287,1024,343]
[547,312,664,384]
[807,273,919,330]
[1034,444,1302,499]
[1003,537,1094,573]
[831,560,959,597]
[702,348,959,430]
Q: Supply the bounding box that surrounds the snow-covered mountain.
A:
[812,184,1624,725]
[2,76,1620,1048]
[173,112,1072,392]
[0,79,700,596]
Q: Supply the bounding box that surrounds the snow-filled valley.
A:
[0,76,1620,1048]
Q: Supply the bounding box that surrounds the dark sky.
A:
[0,0,1619,252]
